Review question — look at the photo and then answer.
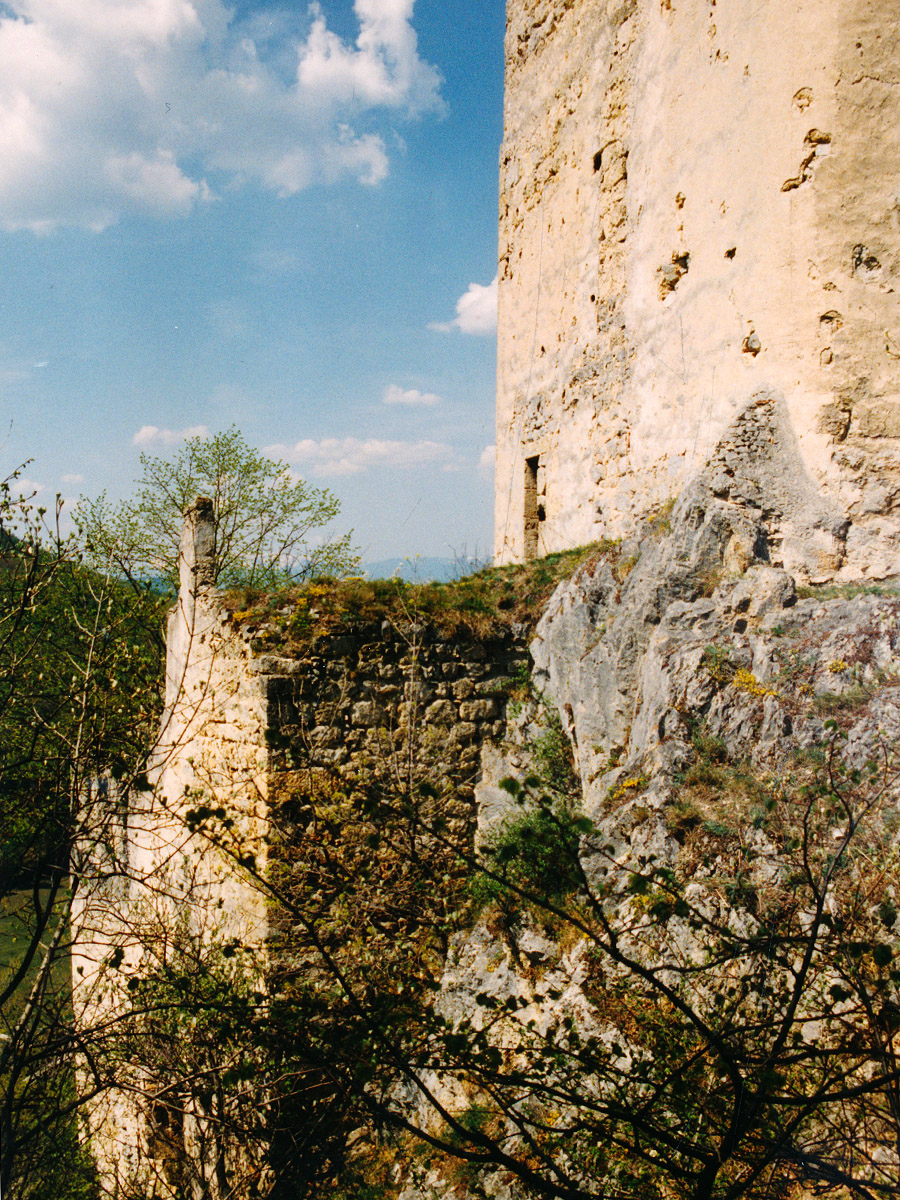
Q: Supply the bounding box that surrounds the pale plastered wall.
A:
[496,0,900,581]
[72,504,270,1199]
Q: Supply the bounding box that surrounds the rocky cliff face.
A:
[528,392,857,808]
[400,454,900,1198]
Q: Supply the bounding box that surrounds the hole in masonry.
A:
[524,455,540,560]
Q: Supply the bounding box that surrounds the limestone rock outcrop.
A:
[403,466,900,1197]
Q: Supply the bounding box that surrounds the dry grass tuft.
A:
[220,543,611,650]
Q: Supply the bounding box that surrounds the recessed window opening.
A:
[524,454,543,559]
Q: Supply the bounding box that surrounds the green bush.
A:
[702,645,735,686]
[471,779,589,910]
[530,706,580,797]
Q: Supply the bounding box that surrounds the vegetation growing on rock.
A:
[221,540,609,648]
[12,462,900,1200]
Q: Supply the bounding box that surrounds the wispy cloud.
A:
[269,435,453,477]
[0,353,46,384]
[478,444,495,480]
[61,473,84,485]
[0,0,443,232]
[382,384,441,407]
[429,276,497,335]
[133,424,209,448]
[16,477,45,495]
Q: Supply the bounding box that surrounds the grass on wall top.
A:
[221,542,610,648]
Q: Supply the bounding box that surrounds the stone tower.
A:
[495,0,900,582]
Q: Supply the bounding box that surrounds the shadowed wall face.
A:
[496,0,900,582]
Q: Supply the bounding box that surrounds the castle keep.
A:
[495,0,900,581]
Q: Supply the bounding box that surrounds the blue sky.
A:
[0,0,504,563]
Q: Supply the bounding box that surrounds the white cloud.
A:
[16,477,45,495]
[383,384,441,407]
[133,423,209,448]
[429,276,498,335]
[0,0,443,232]
[298,0,439,113]
[105,150,210,217]
[269,435,453,477]
[61,473,84,484]
[478,444,495,480]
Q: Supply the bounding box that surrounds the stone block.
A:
[404,681,435,705]
[351,701,379,727]
[450,721,478,744]
[854,400,900,440]
[425,700,456,724]
[308,725,341,747]
[478,676,514,697]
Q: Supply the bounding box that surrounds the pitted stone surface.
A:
[496,0,900,582]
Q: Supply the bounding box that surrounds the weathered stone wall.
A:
[72,503,272,1199]
[259,620,524,811]
[74,507,529,1196]
[496,0,900,582]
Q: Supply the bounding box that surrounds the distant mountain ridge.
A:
[362,556,486,583]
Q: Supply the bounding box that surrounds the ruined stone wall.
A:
[496,0,900,582]
[72,504,272,1199]
[259,622,522,797]
[73,507,529,1196]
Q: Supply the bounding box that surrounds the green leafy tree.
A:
[0,467,164,1199]
[76,427,359,592]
